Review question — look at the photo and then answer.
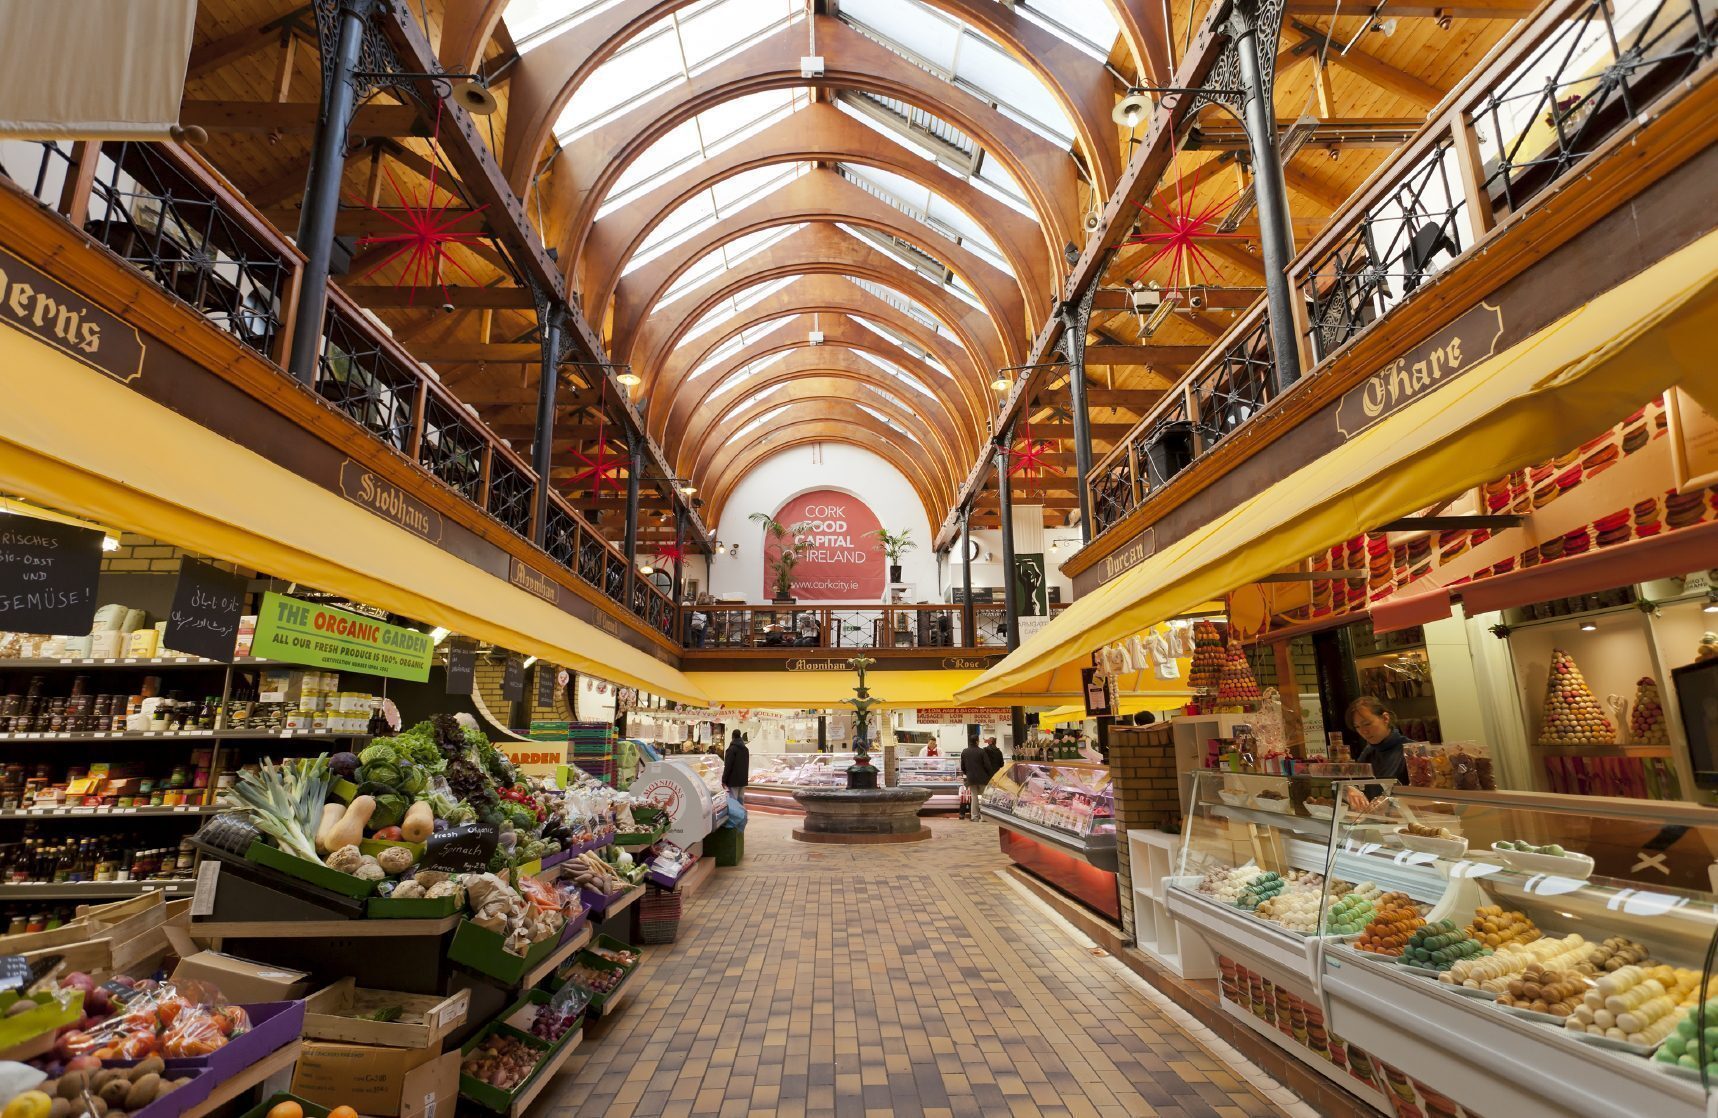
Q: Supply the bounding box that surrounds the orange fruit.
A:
[330,1106,360,1118]
[266,1103,303,1118]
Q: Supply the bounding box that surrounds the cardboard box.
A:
[167,930,311,1004]
[303,979,468,1049]
[292,1041,460,1118]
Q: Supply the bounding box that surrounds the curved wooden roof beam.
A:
[648,278,991,427]
[499,0,1117,199]
[685,383,959,497]
[655,314,984,451]
[609,170,1026,361]
[624,227,1010,402]
[702,412,948,522]
[673,357,970,482]
[543,17,1078,284]
[581,104,1048,323]
[438,0,508,71]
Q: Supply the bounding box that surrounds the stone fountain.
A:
[791,654,931,843]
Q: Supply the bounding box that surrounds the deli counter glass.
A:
[989,761,1119,919]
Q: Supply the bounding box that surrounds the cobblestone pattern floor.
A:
[540,813,1289,1118]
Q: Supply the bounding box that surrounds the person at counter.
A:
[982,736,1003,780]
[960,740,991,821]
[722,730,750,797]
[1347,696,1410,784]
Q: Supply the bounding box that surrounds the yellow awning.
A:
[958,226,1718,702]
[1037,694,1190,726]
[686,670,982,708]
[0,326,709,705]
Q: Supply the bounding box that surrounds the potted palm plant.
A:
[871,527,917,584]
[750,512,806,603]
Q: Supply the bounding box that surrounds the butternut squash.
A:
[315,803,345,855]
[325,795,375,851]
[400,800,434,844]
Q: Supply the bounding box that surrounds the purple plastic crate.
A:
[101,1061,214,1118]
[558,903,591,944]
[173,1001,305,1080]
[580,883,629,914]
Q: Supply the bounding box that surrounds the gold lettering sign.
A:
[786,658,853,672]
[508,557,560,606]
[1098,528,1155,586]
[588,604,620,638]
[338,460,443,542]
[1336,301,1504,439]
[940,657,987,670]
[0,246,144,383]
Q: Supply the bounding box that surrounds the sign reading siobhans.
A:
[250,591,433,681]
[763,489,885,600]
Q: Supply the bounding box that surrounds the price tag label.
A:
[70,808,93,816]
[190,861,220,916]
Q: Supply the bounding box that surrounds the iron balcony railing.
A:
[1087,0,1718,537]
[0,138,679,643]
[681,602,1068,650]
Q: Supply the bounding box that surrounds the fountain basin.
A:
[791,787,933,844]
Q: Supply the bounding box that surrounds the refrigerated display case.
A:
[894,754,961,811]
[989,762,1119,919]
[743,752,856,812]
[633,753,728,848]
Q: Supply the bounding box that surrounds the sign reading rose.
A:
[762,489,886,600]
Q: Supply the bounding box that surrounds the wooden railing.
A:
[0,138,677,641]
[681,602,1069,650]
[1087,0,1718,538]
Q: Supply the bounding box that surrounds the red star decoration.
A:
[1008,421,1055,492]
[654,542,685,566]
[345,105,490,305]
[1121,165,1245,291]
[566,434,625,497]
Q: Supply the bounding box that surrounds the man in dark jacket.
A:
[721,730,750,796]
[982,736,1004,782]
[960,741,991,821]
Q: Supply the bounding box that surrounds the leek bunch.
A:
[221,754,332,864]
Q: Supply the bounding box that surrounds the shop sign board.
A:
[764,489,885,600]
[444,641,475,695]
[422,822,498,873]
[165,559,249,661]
[337,460,443,542]
[501,654,525,701]
[1333,301,1505,439]
[0,518,103,635]
[0,245,144,384]
[250,591,433,681]
[508,557,560,606]
[913,707,1008,725]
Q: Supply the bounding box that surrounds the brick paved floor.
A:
[538,813,1293,1118]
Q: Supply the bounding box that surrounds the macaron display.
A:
[1666,489,1707,530]
[1571,964,1703,1047]
[1653,1000,1718,1074]
[1497,962,1589,1017]
[1356,893,1425,957]
[1401,919,1490,969]
[1188,620,1226,692]
[1467,903,1541,950]
[1324,888,1380,935]
[1538,649,1616,745]
[1442,934,1595,993]
[1630,677,1669,745]
[1236,871,1285,910]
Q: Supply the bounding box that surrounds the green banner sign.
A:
[251,592,433,681]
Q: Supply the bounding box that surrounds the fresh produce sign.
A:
[423,821,500,872]
[251,592,433,681]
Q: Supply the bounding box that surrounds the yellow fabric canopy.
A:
[958,226,1718,702]
[0,326,709,705]
[685,669,983,708]
[1037,694,1190,726]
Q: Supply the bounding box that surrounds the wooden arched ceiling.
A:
[702,417,949,527]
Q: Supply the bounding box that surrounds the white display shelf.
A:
[1126,830,1214,979]
[1323,943,1706,1118]
[1165,879,1326,990]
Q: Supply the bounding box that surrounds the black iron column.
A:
[994,428,1019,652]
[622,434,644,598]
[671,506,687,603]
[1231,0,1303,394]
[959,506,975,648]
[531,306,562,546]
[1062,282,1100,542]
[289,0,375,386]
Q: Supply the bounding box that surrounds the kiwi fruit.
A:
[89,1071,120,1091]
[132,1057,165,1079]
[79,1097,108,1118]
[124,1074,159,1110]
[97,1079,131,1107]
[48,1097,71,1118]
[57,1073,91,1100]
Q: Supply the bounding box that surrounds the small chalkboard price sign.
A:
[422,822,498,873]
[0,519,103,635]
[445,641,475,695]
[535,661,557,707]
[501,654,525,701]
[164,559,249,661]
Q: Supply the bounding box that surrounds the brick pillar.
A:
[1108,723,1182,941]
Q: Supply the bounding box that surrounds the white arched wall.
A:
[707,443,937,603]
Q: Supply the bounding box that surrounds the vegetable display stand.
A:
[448,919,564,986]
[635,885,682,945]
[179,1038,305,1118]
[582,882,644,920]
[187,919,461,997]
[563,935,642,1018]
[517,924,592,990]
[244,841,376,898]
[459,1020,584,1116]
[190,842,370,921]
[302,978,471,1048]
[364,892,462,919]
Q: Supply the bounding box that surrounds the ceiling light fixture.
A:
[639,563,655,575]
[1580,621,1598,631]
[716,543,727,554]
[1112,91,1153,128]
[522,655,538,668]
[616,371,641,386]
[990,373,1010,391]
[101,537,119,552]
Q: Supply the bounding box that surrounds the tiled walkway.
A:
[541,813,1297,1118]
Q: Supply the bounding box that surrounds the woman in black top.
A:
[1346,696,1411,784]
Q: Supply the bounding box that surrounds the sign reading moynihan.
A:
[509,557,561,606]
[0,246,144,384]
[338,460,443,542]
[1334,301,1505,439]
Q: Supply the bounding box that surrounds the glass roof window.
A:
[678,274,799,348]
[712,351,795,397]
[596,87,813,211]
[508,0,628,50]
[732,403,790,440]
[659,223,804,306]
[836,164,1012,275]
[732,382,787,413]
[686,318,793,382]
[627,163,812,276]
[851,349,935,397]
[1014,0,1123,61]
[847,277,944,337]
[838,0,1076,148]
[853,315,949,375]
[859,404,922,444]
[833,96,1036,219]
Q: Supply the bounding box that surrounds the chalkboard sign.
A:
[164,560,248,661]
[422,822,498,873]
[501,654,524,701]
[0,519,103,636]
[445,641,474,695]
[535,662,557,707]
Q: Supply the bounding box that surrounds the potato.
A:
[124,1075,159,1111]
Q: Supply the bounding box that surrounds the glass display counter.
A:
[989,762,1119,919]
[744,752,856,813]
[895,755,961,811]
[1318,787,1718,1118]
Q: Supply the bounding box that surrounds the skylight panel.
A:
[710,162,807,212]
[1016,0,1122,59]
[659,224,803,306]
[733,403,789,439]
[688,318,792,381]
[679,0,798,71]
[606,118,702,201]
[852,350,934,396]
[552,20,684,142]
[853,316,950,374]
[699,89,802,153]
[859,404,921,443]
[679,274,797,345]
[954,34,1074,143]
[509,0,626,50]
[625,193,719,274]
[713,351,791,396]
[841,0,962,64]
[733,381,787,412]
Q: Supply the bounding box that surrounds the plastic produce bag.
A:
[725,798,748,830]
[60,980,249,1060]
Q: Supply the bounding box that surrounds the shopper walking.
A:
[960,739,990,821]
[722,729,751,797]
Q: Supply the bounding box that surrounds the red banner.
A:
[764,489,885,600]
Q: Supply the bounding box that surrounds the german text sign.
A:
[0,518,102,635]
[250,591,433,681]
[502,654,525,701]
[165,560,248,661]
